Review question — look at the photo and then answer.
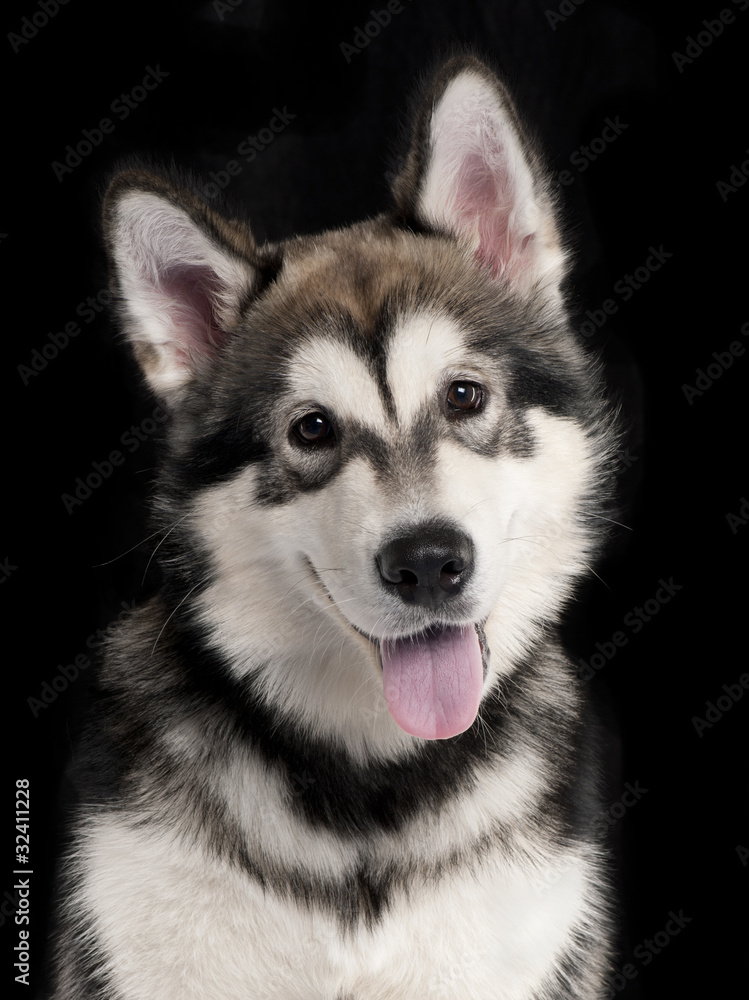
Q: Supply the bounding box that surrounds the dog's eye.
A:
[292,412,336,446]
[446,381,484,413]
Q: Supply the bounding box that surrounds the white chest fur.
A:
[74,815,595,1000]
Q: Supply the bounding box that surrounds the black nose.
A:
[376,523,474,610]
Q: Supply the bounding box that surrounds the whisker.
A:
[151,583,202,654]
[497,534,611,590]
[92,525,168,568]
[141,513,192,585]
[574,509,632,531]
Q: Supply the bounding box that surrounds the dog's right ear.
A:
[103,171,262,399]
[391,56,567,300]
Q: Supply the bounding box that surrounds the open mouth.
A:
[379,623,488,741]
[303,557,489,741]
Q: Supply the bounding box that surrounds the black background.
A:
[3,0,747,996]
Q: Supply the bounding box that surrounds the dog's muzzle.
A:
[376,521,474,610]
[373,522,486,741]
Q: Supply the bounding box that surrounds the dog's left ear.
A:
[392,57,567,297]
[102,170,263,400]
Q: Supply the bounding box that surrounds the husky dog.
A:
[48,55,621,999]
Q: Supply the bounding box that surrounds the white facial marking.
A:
[386,312,475,426]
[285,336,387,429]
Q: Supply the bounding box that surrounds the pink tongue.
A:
[381,626,484,740]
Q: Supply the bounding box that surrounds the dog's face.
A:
[104,58,615,749]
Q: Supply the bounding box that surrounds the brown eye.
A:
[292,412,335,446]
[446,381,484,413]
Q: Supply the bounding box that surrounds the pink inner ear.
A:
[450,150,532,281]
[159,264,227,367]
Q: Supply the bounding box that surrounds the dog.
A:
[47,54,621,999]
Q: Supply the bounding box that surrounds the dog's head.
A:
[104,56,617,748]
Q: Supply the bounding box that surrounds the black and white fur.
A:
[48,55,621,999]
